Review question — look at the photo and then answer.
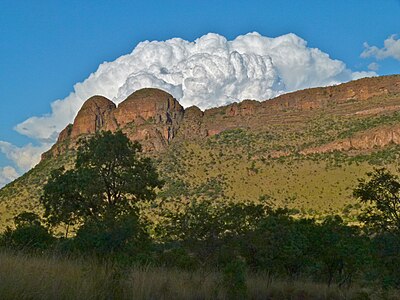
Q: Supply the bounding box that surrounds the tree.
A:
[353,168,400,233]
[40,131,163,237]
[155,199,268,268]
[0,212,54,250]
[41,168,84,237]
[310,215,368,287]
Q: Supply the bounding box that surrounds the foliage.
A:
[74,212,150,257]
[0,212,54,250]
[40,131,163,237]
[369,232,400,288]
[354,168,400,233]
[310,216,368,287]
[222,258,247,299]
[40,167,83,237]
[156,199,267,264]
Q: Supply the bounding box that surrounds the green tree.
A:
[311,215,367,287]
[156,199,267,267]
[41,131,163,237]
[0,212,54,250]
[41,168,84,237]
[353,168,400,233]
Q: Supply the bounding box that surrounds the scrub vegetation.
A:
[2,131,400,299]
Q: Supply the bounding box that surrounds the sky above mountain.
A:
[0,0,400,187]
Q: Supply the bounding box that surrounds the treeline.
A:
[1,131,400,294]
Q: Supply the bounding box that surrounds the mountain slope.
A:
[1,75,400,229]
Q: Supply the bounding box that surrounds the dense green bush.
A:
[73,212,150,257]
[0,212,54,250]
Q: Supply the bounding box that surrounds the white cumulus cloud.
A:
[0,166,19,188]
[15,32,375,143]
[0,32,376,186]
[361,34,400,61]
[0,141,51,173]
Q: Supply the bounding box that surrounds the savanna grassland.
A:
[1,250,398,300]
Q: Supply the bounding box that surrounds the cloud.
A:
[0,141,51,172]
[0,32,376,187]
[15,32,374,143]
[0,166,19,188]
[368,62,380,71]
[361,34,400,61]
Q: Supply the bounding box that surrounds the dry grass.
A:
[0,251,399,299]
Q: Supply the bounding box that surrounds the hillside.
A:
[1,75,400,229]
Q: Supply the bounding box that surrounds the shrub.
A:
[0,212,54,250]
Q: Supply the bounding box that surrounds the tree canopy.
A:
[353,168,400,233]
[40,131,163,236]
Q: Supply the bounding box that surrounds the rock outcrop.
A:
[301,125,400,155]
[42,88,185,159]
[70,96,117,139]
[42,75,400,160]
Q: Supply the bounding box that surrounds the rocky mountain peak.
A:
[114,88,184,127]
[70,95,117,139]
[43,75,400,161]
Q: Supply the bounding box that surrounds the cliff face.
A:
[44,88,185,158]
[43,75,400,160]
[69,96,117,138]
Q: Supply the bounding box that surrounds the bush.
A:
[222,258,247,299]
[0,212,54,250]
[74,212,150,258]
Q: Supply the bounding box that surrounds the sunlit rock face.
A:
[46,88,185,157]
[70,96,117,138]
[44,75,400,161]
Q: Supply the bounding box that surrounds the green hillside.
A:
[1,76,400,230]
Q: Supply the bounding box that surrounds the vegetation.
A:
[40,131,162,238]
[1,132,400,298]
[3,251,397,300]
[5,98,400,228]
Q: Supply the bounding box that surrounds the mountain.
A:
[1,75,400,229]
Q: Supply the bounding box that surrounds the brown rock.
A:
[42,75,400,161]
[113,88,184,127]
[57,124,73,142]
[113,88,184,151]
[70,96,117,138]
[226,100,260,116]
[301,125,400,155]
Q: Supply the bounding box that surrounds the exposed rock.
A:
[70,96,117,138]
[351,105,400,116]
[42,75,400,161]
[42,89,187,158]
[113,88,184,127]
[57,124,73,142]
[301,125,400,155]
[262,75,400,112]
[226,100,260,116]
[113,88,184,150]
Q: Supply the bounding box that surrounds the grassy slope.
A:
[0,151,75,230]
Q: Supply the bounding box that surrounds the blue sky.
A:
[0,0,399,185]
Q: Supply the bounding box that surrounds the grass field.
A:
[0,250,399,300]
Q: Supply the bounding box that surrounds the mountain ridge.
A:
[43,75,400,161]
[1,74,400,230]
